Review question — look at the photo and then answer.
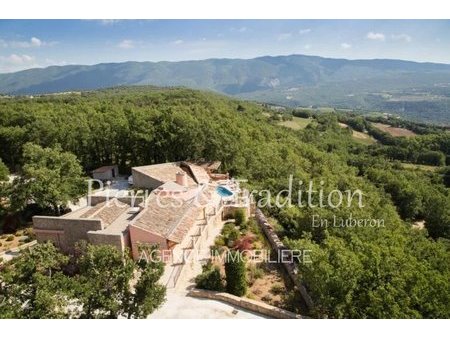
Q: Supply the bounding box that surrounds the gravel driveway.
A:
[149,290,267,319]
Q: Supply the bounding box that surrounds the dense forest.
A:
[0,86,449,318]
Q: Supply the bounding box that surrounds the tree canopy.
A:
[0,87,449,318]
[10,143,85,214]
[0,158,8,181]
[0,242,166,319]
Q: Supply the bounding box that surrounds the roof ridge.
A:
[165,185,206,241]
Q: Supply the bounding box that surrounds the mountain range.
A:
[1,54,450,124]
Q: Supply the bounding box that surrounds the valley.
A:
[1,54,450,125]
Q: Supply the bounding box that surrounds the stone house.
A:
[92,165,119,181]
[33,161,250,286]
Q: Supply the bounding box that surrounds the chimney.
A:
[176,171,187,186]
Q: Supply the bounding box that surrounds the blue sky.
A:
[0,20,449,73]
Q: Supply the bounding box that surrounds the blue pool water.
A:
[216,186,234,197]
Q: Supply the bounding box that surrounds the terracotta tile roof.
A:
[167,205,200,243]
[80,199,129,227]
[158,181,186,191]
[185,162,210,185]
[131,192,204,243]
[133,162,196,186]
[128,161,220,244]
[80,202,105,218]
[95,201,129,226]
[92,165,116,173]
[195,160,222,171]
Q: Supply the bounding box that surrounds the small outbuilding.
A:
[92,165,119,181]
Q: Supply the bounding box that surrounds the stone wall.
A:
[128,224,168,260]
[33,216,103,253]
[87,231,128,254]
[188,289,304,319]
[254,208,314,311]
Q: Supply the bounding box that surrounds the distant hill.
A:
[1,54,450,124]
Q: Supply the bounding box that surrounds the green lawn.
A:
[400,163,440,172]
[278,116,312,130]
[351,130,377,145]
[338,122,376,145]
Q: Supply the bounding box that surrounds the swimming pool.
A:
[216,185,234,197]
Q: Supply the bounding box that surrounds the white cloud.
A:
[277,33,292,41]
[5,54,34,64]
[298,28,311,35]
[30,37,42,47]
[0,53,37,72]
[173,39,184,45]
[100,19,121,26]
[5,37,53,48]
[366,32,386,41]
[117,39,134,49]
[0,54,69,73]
[304,44,311,50]
[340,42,352,49]
[230,27,247,33]
[391,34,412,42]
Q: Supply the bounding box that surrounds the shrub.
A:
[253,288,262,296]
[253,242,263,250]
[261,295,273,303]
[221,222,236,237]
[214,236,225,247]
[293,109,312,118]
[6,235,14,242]
[247,218,259,233]
[24,228,35,239]
[246,292,256,299]
[234,234,254,252]
[247,219,266,243]
[417,150,445,166]
[195,262,224,291]
[226,229,240,247]
[210,244,225,256]
[225,250,247,297]
[234,209,246,227]
[222,222,241,247]
[270,283,285,295]
[247,263,264,285]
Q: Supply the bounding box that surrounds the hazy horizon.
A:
[3,51,450,75]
